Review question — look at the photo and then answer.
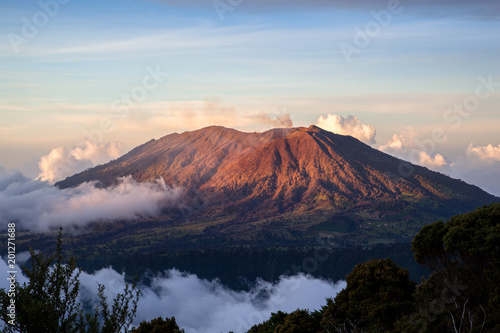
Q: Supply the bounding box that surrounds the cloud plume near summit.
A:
[316,114,376,144]
[0,169,183,233]
[38,141,123,183]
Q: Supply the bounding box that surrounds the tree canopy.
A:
[321,258,415,332]
[249,203,500,333]
[0,229,140,333]
[131,316,185,333]
[407,203,500,332]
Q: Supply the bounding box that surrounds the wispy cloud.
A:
[0,126,27,135]
[448,144,500,196]
[0,169,183,233]
[149,0,500,19]
[3,24,332,59]
[150,0,499,8]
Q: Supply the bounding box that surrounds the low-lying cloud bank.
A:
[137,270,344,333]
[0,169,183,233]
[0,258,345,333]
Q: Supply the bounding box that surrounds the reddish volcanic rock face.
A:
[57,125,496,223]
[58,126,293,190]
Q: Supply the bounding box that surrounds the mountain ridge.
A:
[57,124,495,202]
[56,125,498,246]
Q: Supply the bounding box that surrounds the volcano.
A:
[56,125,497,246]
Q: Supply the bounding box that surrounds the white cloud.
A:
[0,170,183,233]
[416,151,448,168]
[378,133,448,169]
[37,141,123,183]
[316,114,376,144]
[378,136,500,196]
[139,271,345,333]
[0,255,345,333]
[447,143,500,197]
[378,133,406,157]
[466,143,500,162]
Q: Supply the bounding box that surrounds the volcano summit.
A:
[56,125,497,247]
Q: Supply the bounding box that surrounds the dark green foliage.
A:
[321,258,415,332]
[0,229,140,333]
[0,230,80,332]
[3,204,498,332]
[77,281,139,333]
[131,316,185,333]
[247,311,288,333]
[249,204,500,333]
[274,309,321,333]
[408,203,500,332]
[248,309,323,333]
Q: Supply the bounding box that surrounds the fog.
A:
[0,166,346,332]
[0,169,183,233]
[0,257,345,333]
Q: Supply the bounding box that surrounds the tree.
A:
[0,229,140,333]
[274,309,320,333]
[0,229,80,332]
[247,309,321,333]
[247,311,288,333]
[246,204,500,332]
[131,316,185,333]
[321,258,415,332]
[409,203,500,332]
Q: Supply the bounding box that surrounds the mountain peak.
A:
[55,125,497,245]
[307,124,322,131]
[57,125,497,222]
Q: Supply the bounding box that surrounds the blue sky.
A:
[1,0,500,194]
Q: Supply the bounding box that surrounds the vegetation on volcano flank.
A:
[52,126,498,251]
